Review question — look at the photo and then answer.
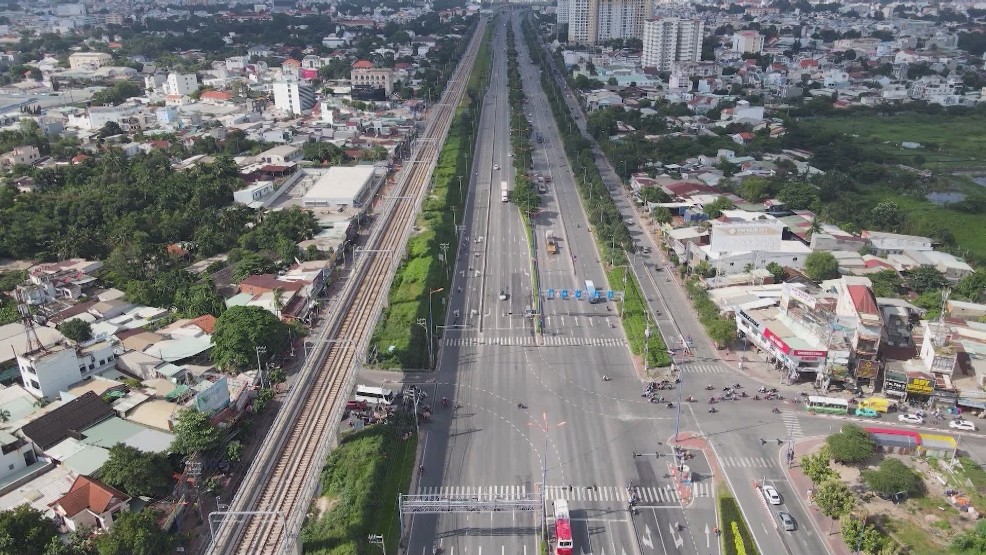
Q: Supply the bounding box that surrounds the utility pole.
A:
[254,345,267,389]
[529,413,566,545]
[428,287,444,368]
[440,243,450,280]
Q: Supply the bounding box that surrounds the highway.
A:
[203,17,489,555]
[405,12,706,555]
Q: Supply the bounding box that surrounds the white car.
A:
[898,413,924,425]
[762,485,781,505]
[498,290,508,301]
[950,419,977,431]
[493,164,500,170]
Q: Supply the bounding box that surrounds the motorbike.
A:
[441,397,450,408]
[708,407,717,413]
[708,398,716,404]
[686,396,696,402]
[740,391,748,398]
[705,385,715,391]
[772,407,781,414]
[753,395,761,401]
[517,402,527,409]
[666,402,675,409]
[602,375,612,382]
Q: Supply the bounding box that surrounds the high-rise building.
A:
[166,73,198,97]
[641,17,704,71]
[567,0,647,45]
[557,0,569,24]
[273,79,316,116]
[732,30,764,54]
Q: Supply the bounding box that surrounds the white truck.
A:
[501,181,509,202]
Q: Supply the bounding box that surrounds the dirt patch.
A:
[313,495,339,518]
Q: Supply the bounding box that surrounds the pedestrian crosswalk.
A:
[781,411,805,440]
[442,336,627,347]
[675,363,728,374]
[719,456,776,468]
[414,483,711,504]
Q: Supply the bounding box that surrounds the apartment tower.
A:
[641,17,704,71]
[567,0,648,45]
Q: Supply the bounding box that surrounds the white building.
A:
[302,166,377,209]
[233,181,275,208]
[692,215,812,277]
[568,0,647,45]
[68,52,112,71]
[732,30,764,54]
[0,431,38,482]
[273,79,316,116]
[165,73,198,97]
[642,17,704,71]
[556,0,569,24]
[17,340,118,400]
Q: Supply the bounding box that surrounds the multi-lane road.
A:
[406,13,703,555]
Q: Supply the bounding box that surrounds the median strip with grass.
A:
[719,493,760,555]
[369,25,492,370]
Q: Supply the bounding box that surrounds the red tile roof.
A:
[51,476,129,517]
[190,314,217,334]
[848,284,879,316]
[283,58,301,67]
[352,59,375,69]
[201,90,233,101]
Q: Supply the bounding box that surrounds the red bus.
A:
[554,499,573,555]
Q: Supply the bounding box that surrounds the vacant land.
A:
[811,113,986,172]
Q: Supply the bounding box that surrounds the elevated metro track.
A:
[206,17,489,555]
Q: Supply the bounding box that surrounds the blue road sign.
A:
[591,289,600,300]
[547,288,555,299]
[561,289,569,299]
[607,290,615,300]
[575,289,582,299]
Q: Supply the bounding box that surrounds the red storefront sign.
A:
[792,349,827,358]
[762,328,790,354]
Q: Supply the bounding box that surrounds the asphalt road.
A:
[405,13,703,555]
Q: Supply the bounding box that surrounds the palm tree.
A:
[807,218,823,238]
[272,287,285,317]
[0,409,10,423]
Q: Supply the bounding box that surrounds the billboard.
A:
[787,285,817,310]
[855,359,879,380]
[195,377,231,416]
[762,328,790,354]
[301,68,318,80]
[906,376,934,395]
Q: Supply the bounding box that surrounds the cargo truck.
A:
[501,181,509,202]
[545,230,558,254]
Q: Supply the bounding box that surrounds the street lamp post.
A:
[440,243,450,280]
[428,288,444,368]
[529,413,566,544]
[416,318,429,370]
[254,345,267,389]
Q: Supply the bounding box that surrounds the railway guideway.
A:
[205,18,489,555]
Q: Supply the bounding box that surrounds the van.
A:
[355,385,396,405]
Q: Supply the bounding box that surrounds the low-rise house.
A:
[0,146,41,167]
[50,475,130,532]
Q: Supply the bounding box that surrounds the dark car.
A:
[346,400,369,411]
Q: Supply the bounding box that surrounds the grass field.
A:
[607,267,671,368]
[302,425,417,555]
[863,191,986,262]
[369,28,491,369]
[718,493,759,555]
[810,113,986,171]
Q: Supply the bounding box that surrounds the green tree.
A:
[231,252,277,283]
[803,251,840,282]
[708,318,736,348]
[861,458,923,498]
[97,444,173,499]
[777,182,820,211]
[652,206,673,225]
[210,305,290,371]
[226,440,243,462]
[174,281,226,318]
[955,271,986,303]
[814,479,856,519]
[765,262,786,283]
[0,505,60,555]
[702,196,733,218]
[800,446,837,484]
[868,269,904,298]
[826,424,874,464]
[870,201,904,232]
[906,265,948,294]
[57,319,93,343]
[170,408,223,455]
[95,509,174,555]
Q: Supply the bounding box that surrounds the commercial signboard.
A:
[905,376,934,395]
[787,285,817,310]
[855,359,879,380]
[762,328,790,354]
[195,377,231,416]
[738,309,762,332]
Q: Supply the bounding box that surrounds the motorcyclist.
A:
[708,407,717,413]
[603,375,611,381]
[772,407,781,414]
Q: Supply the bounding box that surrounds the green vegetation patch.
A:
[370,27,491,369]
[302,425,417,555]
[608,267,670,368]
[719,494,759,555]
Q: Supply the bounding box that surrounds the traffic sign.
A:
[547,288,555,299]
[561,289,568,299]
[607,290,615,300]
[574,289,582,299]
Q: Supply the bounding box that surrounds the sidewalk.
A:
[781,437,852,555]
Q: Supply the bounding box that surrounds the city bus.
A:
[553,499,573,555]
[805,395,849,415]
